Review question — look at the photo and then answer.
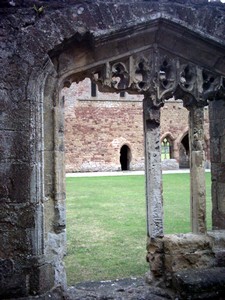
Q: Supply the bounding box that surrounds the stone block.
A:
[0,162,32,203]
[221,135,225,162]
[161,159,179,170]
[54,151,65,196]
[208,230,225,247]
[164,253,191,273]
[164,250,215,273]
[216,183,225,213]
[46,232,66,258]
[0,130,30,162]
[173,267,225,300]
[0,203,35,230]
[209,120,225,138]
[147,237,164,252]
[214,250,225,267]
[53,204,66,233]
[0,259,14,277]
[0,100,30,131]
[44,150,54,199]
[44,113,54,151]
[212,209,225,230]
[147,238,164,276]
[148,252,164,277]
[163,234,212,253]
[29,263,55,295]
[0,273,27,298]
[162,234,215,274]
[211,163,225,182]
[209,100,225,121]
[209,138,220,162]
[0,228,32,258]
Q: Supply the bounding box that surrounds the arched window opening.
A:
[179,133,190,168]
[120,145,131,171]
[161,137,172,160]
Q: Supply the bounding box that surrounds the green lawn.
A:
[65,173,212,285]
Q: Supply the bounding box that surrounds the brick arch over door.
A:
[1,1,225,298]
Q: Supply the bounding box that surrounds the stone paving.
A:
[14,278,174,300]
[67,277,174,300]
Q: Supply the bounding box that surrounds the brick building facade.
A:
[63,79,210,172]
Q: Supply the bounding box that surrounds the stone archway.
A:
[38,21,225,298]
[46,17,225,293]
[1,1,225,298]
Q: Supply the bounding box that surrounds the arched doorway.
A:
[120,145,131,171]
[179,133,190,168]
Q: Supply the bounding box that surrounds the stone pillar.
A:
[189,106,206,234]
[143,94,163,238]
[209,100,225,229]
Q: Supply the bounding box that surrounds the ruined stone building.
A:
[63,79,210,172]
[1,0,225,299]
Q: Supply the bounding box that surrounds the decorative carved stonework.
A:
[158,57,176,100]
[193,128,204,152]
[90,50,225,108]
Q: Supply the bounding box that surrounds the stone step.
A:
[172,267,225,299]
[207,230,225,250]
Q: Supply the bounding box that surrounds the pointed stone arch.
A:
[41,19,225,295]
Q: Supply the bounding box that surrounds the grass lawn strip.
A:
[65,173,211,284]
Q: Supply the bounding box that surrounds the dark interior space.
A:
[120,145,131,171]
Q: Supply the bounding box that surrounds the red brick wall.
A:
[63,79,209,172]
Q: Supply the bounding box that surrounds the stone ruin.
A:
[0,0,225,298]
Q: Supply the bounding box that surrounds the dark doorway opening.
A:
[179,133,190,168]
[120,145,131,171]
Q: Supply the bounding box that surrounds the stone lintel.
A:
[173,267,225,299]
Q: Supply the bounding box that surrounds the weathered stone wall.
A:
[0,0,224,298]
[210,100,225,229]
[63,80,210,172]
[147,231,225,286]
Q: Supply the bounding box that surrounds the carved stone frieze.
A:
[90,49,225,108]
[174,65,225,108]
